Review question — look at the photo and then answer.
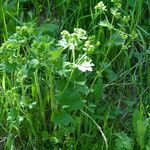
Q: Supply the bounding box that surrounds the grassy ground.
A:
[0,0,149,149]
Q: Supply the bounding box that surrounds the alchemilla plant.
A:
[0,0,149,149]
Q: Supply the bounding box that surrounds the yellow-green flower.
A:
[94,1,107,13]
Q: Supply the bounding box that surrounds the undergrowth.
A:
[0,0,149,149]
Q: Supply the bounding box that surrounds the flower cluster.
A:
[83,35,100,55]
[94,1,107,13]
[75,55,95,72]
[57,29,95,73]
[111,0,122,8]
[61,57,95,73]
[74,28,87,40]
[84,40,94,54]
[58,28,87,50]
[122,15,130,23]
[75,61,94,72]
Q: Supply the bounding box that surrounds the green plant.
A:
[115,131,134,150]
[0,0,149,149]
[133,109,149,149]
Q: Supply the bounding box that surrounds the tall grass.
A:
[0,0,149,149]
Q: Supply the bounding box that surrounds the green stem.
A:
[90,43,129,89]
[49,69,57,121]
[80,109,108,150]
[34,70,46,127]
[1,6,8,40]
[60,48,76,95]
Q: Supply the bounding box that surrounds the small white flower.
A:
[57,38,68,49]
[74,28,87,40]
[76,61,94,72]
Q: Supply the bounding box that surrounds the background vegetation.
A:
[0,0,149,149]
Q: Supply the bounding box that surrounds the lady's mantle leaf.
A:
[58,90,83,111]
[54,111,73,126]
